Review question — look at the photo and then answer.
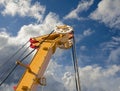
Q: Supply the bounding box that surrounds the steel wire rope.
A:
[0,41,29,84]
[0,30,55,86]
[41,86,44,91]
[0,40,29,70]
[4,46,29,82]
[71,35,81,91]
[71,48,79,91]
[73,36,81,91]
[0,46,30,81]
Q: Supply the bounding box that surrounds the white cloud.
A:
[0,31,9,49]
[75,28,94,44]
[101,36,120,51]
[80,65,120,91]
[0,83,15,91]
[112,37,120,42]
[43,62,120,91]
[62,72,76,91]
[101,36,120,63]
[108,47,120,63]
[0,11,62,60]
[83,28,94,36]
[80,45,86,51]
[7,12,62,45]
[90,0,120,29]
[0,28,7,32]
[0,0,45,22]
[64,0,94,20]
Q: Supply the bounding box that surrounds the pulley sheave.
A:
[54,25,73,34]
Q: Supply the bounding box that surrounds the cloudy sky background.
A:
[0,0,120,91]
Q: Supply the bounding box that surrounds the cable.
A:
[71,48,79,91]
[41,86,44,91]
[71,35,81,91]
[0,46,30,81]
[0,49,35,86]
[0,41,28,84]
[0,41,29,80]
[0,40,29,69]
[18,46,30,60]
[73,36,81,91]
[0,30,55,86]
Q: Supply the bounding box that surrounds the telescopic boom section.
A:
[15,25,74,91]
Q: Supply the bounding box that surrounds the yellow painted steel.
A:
[15,32,73,91]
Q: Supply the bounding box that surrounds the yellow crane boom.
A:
[15,25,74,91]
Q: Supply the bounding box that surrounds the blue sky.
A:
[0,0,120,91]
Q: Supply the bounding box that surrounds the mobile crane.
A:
[14,25,74,91]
